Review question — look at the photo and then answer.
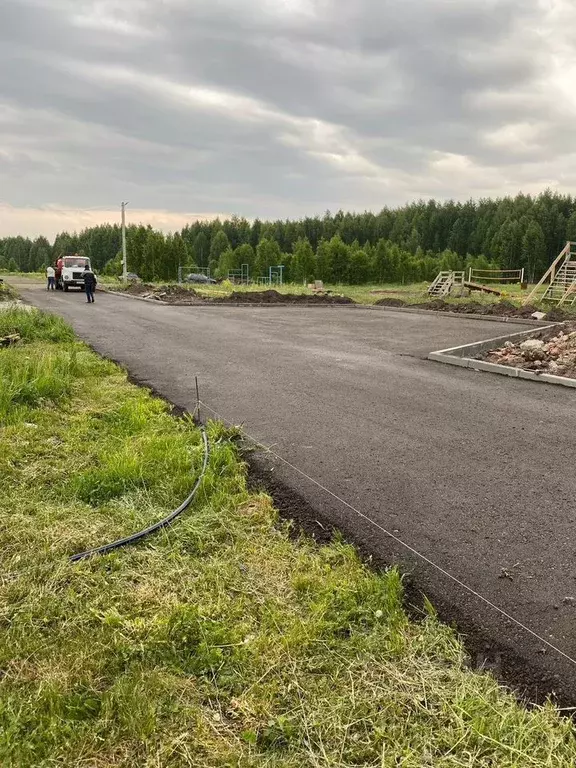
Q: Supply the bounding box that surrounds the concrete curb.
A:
[428,324,576,389]
[356,304,551,326]
[102,288,552,326]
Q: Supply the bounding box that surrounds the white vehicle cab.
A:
[60,255,91,291]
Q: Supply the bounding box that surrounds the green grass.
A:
[1,309,576,766]
[0,281,19,302]
[0,307,74,342]
[111,279,543,307]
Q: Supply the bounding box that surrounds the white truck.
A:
[58,255,91,291]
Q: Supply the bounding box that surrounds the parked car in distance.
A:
[185,273,216,284]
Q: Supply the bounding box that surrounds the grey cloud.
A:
[0,0,575,232]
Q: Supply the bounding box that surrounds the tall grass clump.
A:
[0,282,18,302]
[0,347,77,421]
[0,307,74,342]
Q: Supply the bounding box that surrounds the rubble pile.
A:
[484,325,576,378]
[114,283,204,304]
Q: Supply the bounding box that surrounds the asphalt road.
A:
[13,279,576,701]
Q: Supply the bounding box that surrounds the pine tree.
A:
[141,231,166,281]
[521,220,546,281]
[255,238,281,276]
[327,235,350,283]
[372,239,391,282]
[217,248,237,278]
[170,234,188,280]
[234,244,255,271]
[209,231,231,266]
[348,250,370,284]
[29,236,51,272]
[567,211,576,243]
[193,232,209,267]
[290,238,315,283]
[315,239,331,281]
[491,219,521,269]
[127,225,150,277]
[406,227,421,255]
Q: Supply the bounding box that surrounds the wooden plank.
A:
[463,281,503,296]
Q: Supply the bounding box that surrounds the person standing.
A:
[82,264,97,303]
[46,265,56,291]
[55,256,63,289]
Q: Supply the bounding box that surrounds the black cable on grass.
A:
[70,427,210,562]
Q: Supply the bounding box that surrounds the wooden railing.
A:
[523,242,574,305]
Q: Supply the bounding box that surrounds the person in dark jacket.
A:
[83,264,97,303]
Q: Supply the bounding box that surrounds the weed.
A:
[0,307,74,342]
[0,345,76,423]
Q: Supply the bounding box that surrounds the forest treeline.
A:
[2,191,576,284]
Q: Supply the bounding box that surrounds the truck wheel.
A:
[63,285,69,292]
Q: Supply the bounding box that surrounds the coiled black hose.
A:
[70,427,209,562]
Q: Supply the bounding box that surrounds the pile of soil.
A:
[116,284,354,306]
[375,297,568,319]
[414,299,542,317]
[116,283,204,304]
[152,285,203,304]
[374,297,406,307]
[119,282,155,296]
[483,323,576,378]
[213,289,354,305]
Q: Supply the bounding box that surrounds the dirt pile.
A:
[116,283,204,304]
[484,324,576,378]
[374,297,406,307]
[214,289,354,305]
[374,297,562,318]
[115,284,354,305]
[151,285,203,304]
[119,282,155,296]
[0,281,18,302]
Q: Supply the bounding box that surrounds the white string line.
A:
[199,398,576,670]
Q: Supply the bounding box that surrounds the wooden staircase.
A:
[542,260,576,304]
[524,242,576,306]
[428,271,464,298]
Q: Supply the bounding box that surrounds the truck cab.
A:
[59,255,91,291]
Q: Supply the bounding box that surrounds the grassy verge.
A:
[192,281,553,308]
[1,309,575,766]
[0,281,19,303]
[107,278,552,307]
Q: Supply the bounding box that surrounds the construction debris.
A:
[483,324,576,378]
[0,334,20,347]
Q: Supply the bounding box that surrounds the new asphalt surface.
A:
[13,279,576,702]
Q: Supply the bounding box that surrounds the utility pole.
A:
[121,201,128,282]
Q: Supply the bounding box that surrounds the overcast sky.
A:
[1,0,575,238]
